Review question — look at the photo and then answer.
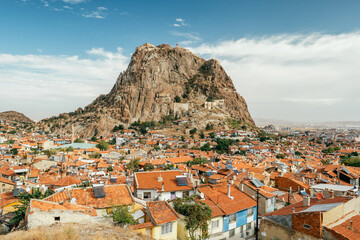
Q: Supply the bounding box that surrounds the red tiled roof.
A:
[147,201,179,225]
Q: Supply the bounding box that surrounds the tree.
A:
[112,124,124,132]
[10,148,18,155]
[187,158,208,167]
[140,126,148,135]
[276,153,285,159]
[173,196,212,240]
[189,128,197,135]
[174,95,181,103]
[209,132,215,139]
[9,188,53,228]
[181,135,185,142]
[295,151,302,156]
[144,163,155,171]
[74,138,84,143]
[153,145,160,151]
[96,140,109,151]
[91,136,98,142]
[200,143,211,152]
[127,158,140,171]
[112,206,136,226]
[205,124,214,131]
[43,148,57,157]
[89,152,101,158]
[199,131,205,139]
[107,166,114,172]
[66,146,74,152]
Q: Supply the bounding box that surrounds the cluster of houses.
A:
[0,118,360,239]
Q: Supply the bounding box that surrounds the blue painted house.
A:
[198,184,257,239]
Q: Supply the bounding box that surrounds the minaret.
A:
[61,154,67,179]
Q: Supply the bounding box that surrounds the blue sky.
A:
[1,0,360,121]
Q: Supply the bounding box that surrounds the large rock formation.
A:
[39,43,255,137]
[0,111,34,124]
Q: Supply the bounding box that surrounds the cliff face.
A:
[39,43,254,137]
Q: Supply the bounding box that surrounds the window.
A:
[183,191,189,198]
[171,192,176,199]
[161,222,173,235]
[143,192,151,199]
[246,222,252,231]
[303,224,311,230]
[229,213,236,223]
[212,220,219,229]
[247,208,254,217]
[54,217,60,221]
[229,229,235,238]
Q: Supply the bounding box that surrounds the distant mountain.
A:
[0,111,34,124]
[39,43,255,137]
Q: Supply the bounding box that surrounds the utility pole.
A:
[255,188,259,240]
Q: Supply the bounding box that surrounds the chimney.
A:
[292,207,295,213]
[240,183,244,191]
[227,184,234,200]
[330,189,334,199]
[158,174,163,182]
[349,220,353,230]
[303,196,310,207]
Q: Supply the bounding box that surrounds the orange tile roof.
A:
[30,199,97,216]
[198,184,256,215]
[135,170,193,192]
[45,184,134,209]
[53,176,81,187]
[146,201,179,225]
[326,214,360,240]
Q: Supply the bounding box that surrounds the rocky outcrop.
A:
[0,111,34,124]
[39,43,255,137]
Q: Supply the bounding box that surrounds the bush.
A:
[74,138,84,143]
[144,163,155,171]
[112,206,136,226]
[174,95,181,103]
[189,128,197,135]
[96,140,109,151]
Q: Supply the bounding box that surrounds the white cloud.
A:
[0,48,128,120]
[82,7,107,19]
[63,0,87,4]
[171,31,201,45]
[173,18,187,27]
[190,32,360,121]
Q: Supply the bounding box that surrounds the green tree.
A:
[205,124,213,131]
[112,124,124,132]
[96,140,109,151]
[189,128,197,135]
[174,95,181,103]
[89,152,101,158]
[74,138,84,143]
[276,153,285,159]
[43,148,57,157]
[127,158,140,171]
[9,188,53,228]
[181,135,185,142]
[295,151,302,156]
[107,166,114,172]
[91,136,98,142]
[209,132,215,139]
[199,131,205,139]
[173,196,212,240]
[112,206,136,226]
[200,143,211,152]
[144,163,155,171]
[187,158,208,166]
[10,148,18,155]
[66,146,74,152]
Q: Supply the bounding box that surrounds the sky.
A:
[1,0,360,122]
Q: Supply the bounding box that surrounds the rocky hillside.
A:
[0,111,34,124]
[38,43,255,137]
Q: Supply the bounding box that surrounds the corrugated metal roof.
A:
[300,202,341,213]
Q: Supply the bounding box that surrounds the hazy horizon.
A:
[1,0,360,122]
